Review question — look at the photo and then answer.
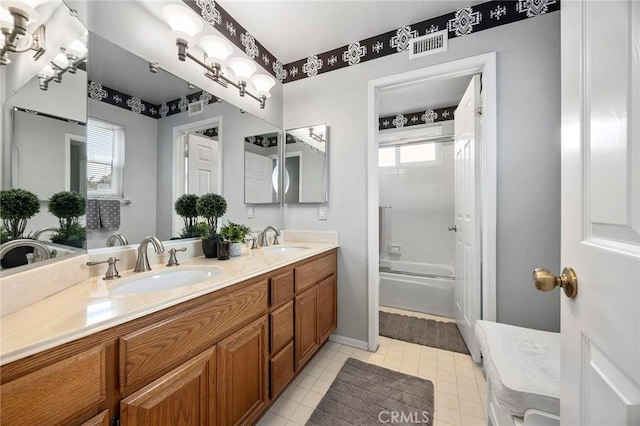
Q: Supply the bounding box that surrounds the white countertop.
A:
[1,241,338,365]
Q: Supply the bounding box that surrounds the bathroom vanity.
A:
[0,246,337,425]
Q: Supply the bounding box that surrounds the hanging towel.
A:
[86,199,100,230]
[98,200,121,230]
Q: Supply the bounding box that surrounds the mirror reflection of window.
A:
[87,118,125,198]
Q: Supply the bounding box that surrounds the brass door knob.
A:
[533,267,578,298]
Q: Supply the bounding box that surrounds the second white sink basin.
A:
[262,246,310,254]
[110,267,223,295]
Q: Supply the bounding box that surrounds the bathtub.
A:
[379,261,454,318]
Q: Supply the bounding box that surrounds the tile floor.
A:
[258,307,488,426]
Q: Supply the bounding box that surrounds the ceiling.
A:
[217,1,485,64]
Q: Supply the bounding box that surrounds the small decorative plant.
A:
[220,221,251,243]
[196,193,227,239]
[0,188,40,240]
[48,191,86,248]
[174,194,203,238]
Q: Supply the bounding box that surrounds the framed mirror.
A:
[244,132,280,204]
[284,124,329,203]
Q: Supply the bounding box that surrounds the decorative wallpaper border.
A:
[283,0,559,83]
[379,106,457,131]
[14,106,86,126]
[182,0,282,81]
[183,0,559,84]
[245,132,279,148]
[87,80,220,120]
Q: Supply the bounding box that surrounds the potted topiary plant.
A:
[0,188,41,268]
[220,221,251,257]
[48,191,86,248]
[174,194,203,238]
[196,193,227,258]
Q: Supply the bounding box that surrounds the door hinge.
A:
[477,103,483,116]
[111,416,120,426]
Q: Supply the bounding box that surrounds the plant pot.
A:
[217,241,230,260]
[229,242,242,257]
[0,246,34,269]
[202,236,222,258]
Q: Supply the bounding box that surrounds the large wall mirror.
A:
[1,0,88,270]
[86,33,282,249]
[284,124,329,203]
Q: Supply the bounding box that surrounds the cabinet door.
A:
[120,347,216,426]
[318,275,337,343]
[295,288,319,370]
[81,410,111,426]
[217,316,269,426]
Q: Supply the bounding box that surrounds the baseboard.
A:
[328,334,370,351]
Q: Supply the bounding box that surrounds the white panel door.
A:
[187,133,219,195]
[561,1,640,424]
[244,151,273,203]
[453,74,481,361]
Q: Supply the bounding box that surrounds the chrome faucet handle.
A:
[86,257,121,280]
[250,237,258,249]
[166,247,187,267]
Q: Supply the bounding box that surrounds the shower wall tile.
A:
[379,143,455,267]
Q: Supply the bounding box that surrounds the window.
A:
[379,142,439,167]
[87,118,125,198]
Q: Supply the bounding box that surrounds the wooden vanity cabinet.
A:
[120,348,217,425]
[0,249,338,426]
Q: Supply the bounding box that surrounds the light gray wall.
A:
[86,99,158,248]
[283,13,561,342]
[156,102,282,241]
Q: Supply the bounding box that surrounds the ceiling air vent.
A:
[188,100,204,116]
[409,30,448,59]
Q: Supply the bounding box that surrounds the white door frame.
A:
[366,53,497,351]
[171,115,223,237]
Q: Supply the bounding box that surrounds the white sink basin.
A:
[110,267,223,295]
[262,246,310,254]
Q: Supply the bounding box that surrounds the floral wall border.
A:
[182,0,559,85]
[87,80,220,127]
[379,105,457,130]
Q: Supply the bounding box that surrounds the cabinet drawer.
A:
[120,280,268,394]
[270,270,294,307]
[295,253,336,293]
[0,344,108,425]
[270,341,295,399]
[270,300,294,355]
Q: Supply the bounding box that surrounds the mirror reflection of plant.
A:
[0,188,40,240]
[174,194,203,238]
[48,191,86,247]
[220,221,251,243]
[196,193,227,239]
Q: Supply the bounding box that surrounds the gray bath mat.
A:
[306,358,434,425]
[379,311,470,355]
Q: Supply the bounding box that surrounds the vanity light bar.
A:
[176,38,271,109]
[38,50,86,90]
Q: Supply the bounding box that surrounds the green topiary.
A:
[48,191,86,247]
[175,194,202,238]
[196,193,227,239]
[220,221,251,243]
[0,188,40,240]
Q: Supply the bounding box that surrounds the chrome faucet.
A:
[134,236,165,272]
[259,226,281,247]
[106,233,129,247]
[32,227,58,240]
[0,239,53,265]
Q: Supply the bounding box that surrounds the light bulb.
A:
[162,4,203,42]
[38,63,54,77]
[199,35,233,67]
[66,39,87,57]
[250,74,276,98]
[227,57,256,83]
